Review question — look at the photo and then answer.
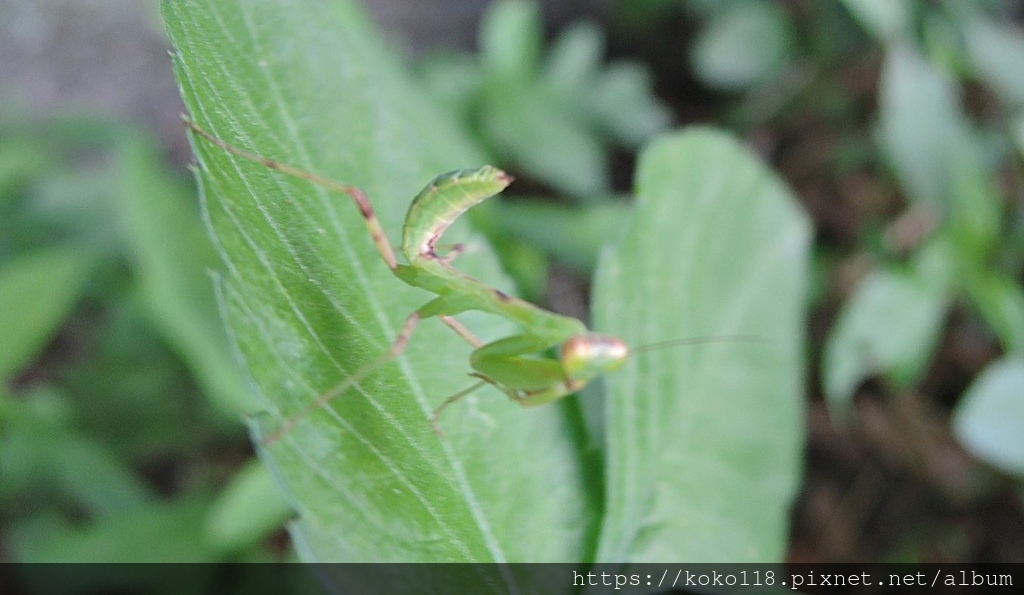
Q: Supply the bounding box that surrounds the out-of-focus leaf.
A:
[418,53,482,117]
[543,21,604,94]
[965,272,1024,355]
[0,386,154,516]
[0,388,71,499]
[494,241,549,302]
[165,0,590,580]
[823,241,954,408]
[439,1,667,198]
[0,246,95,382]
[8,497,217,563]
[0,138,52,203]
[593,129,810,562]
[877,45,966,210]
[1014,114,1024,156]
[115,131,255,417]
[54,293,210,459]
[954,357,1024,477]
[962,17,1024,107]
[591,63,672,148]
[482,85,608,198]
[691,1,794,91]
[922,11,963,75]
[206,458,292,554]
[465,199,551,301]
[484,199,632,274]
[480,0,541,82]
[839,0,912,42]
[947,134,1001,263]
[50,434,154,517]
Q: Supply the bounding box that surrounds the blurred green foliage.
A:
[419,0,673,300]
[621,0,1024,483]
[421,0,671,200]
[0,119,292,573]
[820,1,1024,479]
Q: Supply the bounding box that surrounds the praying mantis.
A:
[186,119,754,442]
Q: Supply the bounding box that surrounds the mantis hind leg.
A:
[184,118,400,271]
[264,295,486,443]
[429,376,489,437]
[262,308,424,445]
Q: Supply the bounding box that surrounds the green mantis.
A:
[186,120,702,442]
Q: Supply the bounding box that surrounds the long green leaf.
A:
[593,129,810,562]
[163,0,589,579]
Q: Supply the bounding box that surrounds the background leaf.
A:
[205,459,292,554]
[876,45,966,211]
[483,199,631,274]
[164,0,590,580]
[839,0,912,42]
[593,129,810,562]
[823,240,954,408]
[115,131,255,417]
[962,17,1024,108]
[8,497,216,563]
[953,357,1024,477]
[690,1,794,92]
[0,246,95,382]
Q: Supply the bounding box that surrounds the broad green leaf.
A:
[839,0,913,42]
[953,357,1024,477]
[823,241,954,408]
[206,458,292,554]
[0,246,95,382]
[690,1,794,91]
[115,131,255,417]
[876,45,966,210]
[164,0,589,580]
[593,129,810,562]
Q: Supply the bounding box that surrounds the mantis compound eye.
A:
[561,333,629,379]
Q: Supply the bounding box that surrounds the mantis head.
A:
[560,333,629,384]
